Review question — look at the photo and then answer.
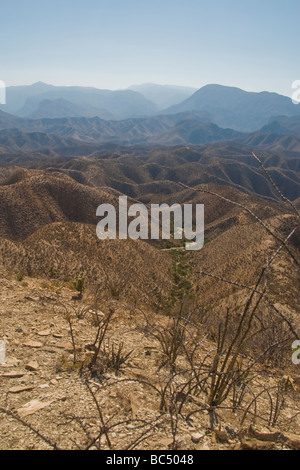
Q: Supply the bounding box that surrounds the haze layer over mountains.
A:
[0,82,300,154]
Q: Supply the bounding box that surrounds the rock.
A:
[248,426,282,443]
[52,333,63,339]
[282,432,300,450]
[17,399,55,418]
[37,330,51,337]
[214,429,231,443]
[25,360,39,372]
[9,385,34,394]
[1,371,25,378]
[56,395,67,402]
[191,433,204,444]
[249,425,300,450]
[240,437,277,451]
[23,341,43,349]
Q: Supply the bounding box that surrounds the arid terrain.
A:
[0,138,300,450]
[1,0,300,451]
[0,270,300,451]
[1,84,300,450]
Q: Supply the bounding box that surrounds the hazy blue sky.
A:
[0,0,299,96]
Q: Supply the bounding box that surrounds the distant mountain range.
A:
[1,108,300,153]
[261,115,300,136]
[0,82,300,156]
[0,109,239,148]
[29,98,116,120]
[0,82,158,120]
[1,82,300,133]
[165,84,300,132]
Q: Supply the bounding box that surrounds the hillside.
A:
[154,120,241,145]
[2,145,298,202]
[0,99,300,453]
[0,169,124,240]
[238,132,300,153]
[1,145,300,451]
[0,111,214,146]
[0,154,298,304]
[261,115,300,136]
[0,128,81,153]
[29,99,115,120]
[1,270,300,451]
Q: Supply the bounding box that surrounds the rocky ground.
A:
[1,270,300,451]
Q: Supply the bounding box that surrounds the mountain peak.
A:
[164,84,300,132]
[30,81,52,88]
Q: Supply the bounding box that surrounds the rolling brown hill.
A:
[0,128,80,153]
[238,132,300,153]
[31,146,300,202]
[0,162,287,241]
[0,169,121,240]
[191,212,300,308]
[0,157,298,314]
[0,222,174,304]
[0,142,298,316]
[1,143,300,452]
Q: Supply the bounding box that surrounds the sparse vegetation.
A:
[105,342,134,376]
[73,275,86,299]
[0,148,300,450]
[16,272,24,282]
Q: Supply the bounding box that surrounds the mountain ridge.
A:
[163,84,300,131]
[2,82,300,132]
